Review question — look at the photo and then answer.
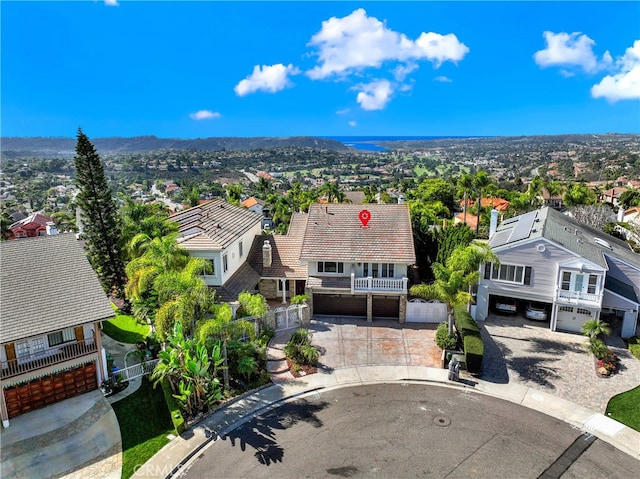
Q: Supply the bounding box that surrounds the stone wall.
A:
[259,279,278,299]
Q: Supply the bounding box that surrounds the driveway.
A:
[309,316,441,370]
[481,314,640,413]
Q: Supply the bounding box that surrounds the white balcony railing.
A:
[556,289,602,304]
[1,339,97,379]
[353,276,408,293]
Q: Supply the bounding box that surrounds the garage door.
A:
[555,306,592,333]
[3,362,98,419]
[372,296,400,318]
[313,294,367,317]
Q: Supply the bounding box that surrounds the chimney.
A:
[46,221,59,236]
[489,209,499,240]
[262,240,272,267]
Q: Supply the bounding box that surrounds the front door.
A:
[74,326,85,342]
[295,280,306,296]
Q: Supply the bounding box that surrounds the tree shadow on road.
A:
[219,399,328,466]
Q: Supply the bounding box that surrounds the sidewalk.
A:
[132,364,640,479]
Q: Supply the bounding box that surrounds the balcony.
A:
[1,339,98,379]
[556,289,602,305]
[353,276,408,294]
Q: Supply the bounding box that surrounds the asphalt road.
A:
[181,384,638,479]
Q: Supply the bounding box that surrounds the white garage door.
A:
[555,306,592,333]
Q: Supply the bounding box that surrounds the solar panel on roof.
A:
[507,210,537,243]
[503,217,519,225]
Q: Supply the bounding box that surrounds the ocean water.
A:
[325,136,473,151]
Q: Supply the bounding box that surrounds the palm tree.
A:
[457,174,474,226]
[581,319,612,339]
[197,303,256,390]
[473,171,492,236]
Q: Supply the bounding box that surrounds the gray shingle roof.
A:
[171,198,263,250]
[491,206,640,269]
[0,234,115,344]
[299,204,416,263]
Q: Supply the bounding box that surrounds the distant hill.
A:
[0,135,349,157]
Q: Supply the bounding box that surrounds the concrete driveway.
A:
[481,314,640,413]
[309,316,441,370]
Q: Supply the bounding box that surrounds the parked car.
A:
[494,297,517,314]
[525,301,549,321]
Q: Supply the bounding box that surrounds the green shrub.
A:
[463,333,484,375]
[585,337,610,360]
[453,305,484,376]
[284,328,318,366]
[160,379,185,435]
[291,294,309,305]
[435,322,457,350]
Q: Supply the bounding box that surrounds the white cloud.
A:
[591,40,640,102]
[433,75,452,83]
[393,63,418,81]
[533,31,606,72]
[348,121,357,127]
[336,108,351,115]
[414,32,469,67]
[354,80,393,110]
[104,0,119,6]
[306,8,468,79]
[234,63,300,96]
[190,110,220,121]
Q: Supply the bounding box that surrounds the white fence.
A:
[274,304,304,331]
[113,358,160,382]
[406,299,448,323]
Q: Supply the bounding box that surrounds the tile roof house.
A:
[599,187,629,207]
[248,204,416,322]
[8,212,55,240]
[0,234,114,426]
[453,212,479,230]
[476,207,640,338]
[170,198,264,302]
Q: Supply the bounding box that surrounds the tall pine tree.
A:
[74,128,126,297]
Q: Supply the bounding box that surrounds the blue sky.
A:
[2,1,639,138]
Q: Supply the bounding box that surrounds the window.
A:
[278,279,290,292]
[577,308,592,315]
[239,240,244,259]
[560,271,599,293]
[318,261,344,274]
[561,272,571,290]
[48,328,75,346]
[205,259,215,276]
[16,340,30,358]
[381,263,394,278]
[371,263,379,278]
[489,263,527,284]
[223,254,228,273]
[559,306,574,312]
[587,275,598,294]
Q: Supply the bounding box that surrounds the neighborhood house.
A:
[0,234,115,426]
[476,207,640,338]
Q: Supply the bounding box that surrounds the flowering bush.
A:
[595,350,620,376]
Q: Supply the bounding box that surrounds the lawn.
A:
[606,385,640,432]
[627,336,640,360]
[112,378,174,479]
[103,311,150,344]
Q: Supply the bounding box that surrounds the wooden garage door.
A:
[313,294,367,317]
[3,362,98,419]
[372,296,400,318]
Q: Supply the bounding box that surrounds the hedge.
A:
[160,379,186,435]
[453,305,484,376]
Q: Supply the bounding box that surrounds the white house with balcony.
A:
[250,203,416,322]
[475,207,639,338]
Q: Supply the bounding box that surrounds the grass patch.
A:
[605,386,640,432]
[112,378,174,479]
[102,313,149,344]
[627,336,640,360]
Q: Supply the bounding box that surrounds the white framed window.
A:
[560,272,599,294]
[16,340,30,358]
[239,240,244,259]
[223,254,228,273]
[576,308,592,315]
[318,261,344,274]
[48,328,75,346]
[490,263,525,284]
[559,306,574,312]
[364,263,395,278]
[278,279,290,292]
[203,259,215,276]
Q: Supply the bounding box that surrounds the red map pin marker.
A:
[359,209,371,227]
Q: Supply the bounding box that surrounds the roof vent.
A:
[594,237,613,250]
